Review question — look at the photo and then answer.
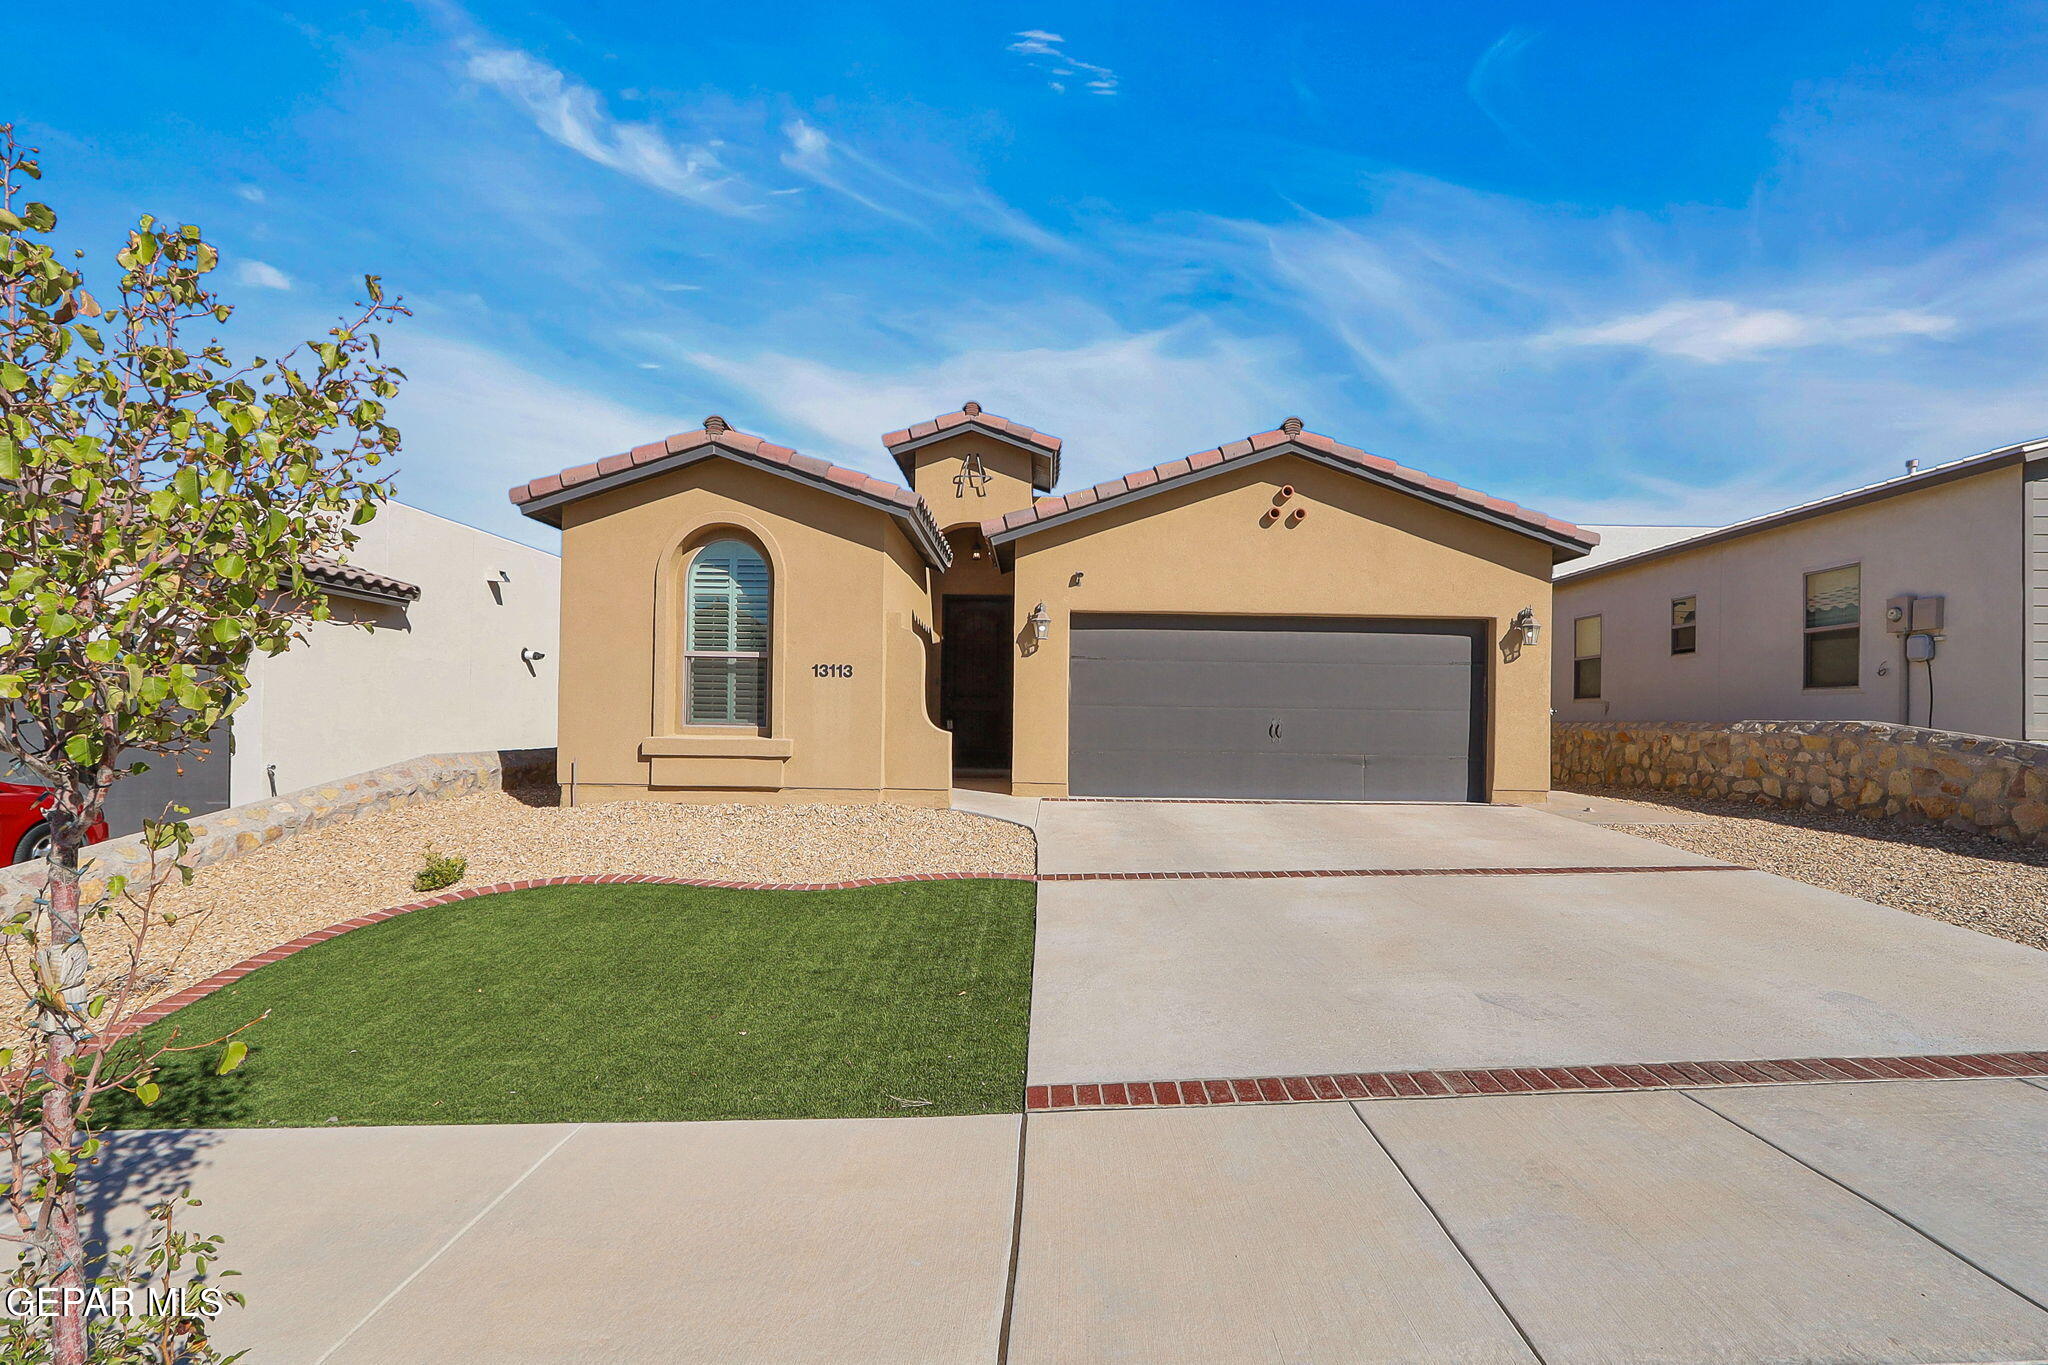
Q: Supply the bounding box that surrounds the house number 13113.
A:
[812,663,854,678]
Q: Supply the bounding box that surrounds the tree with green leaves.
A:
[0,125,407,1362]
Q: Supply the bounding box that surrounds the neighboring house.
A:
[101,500,560,838]
[510,405,1596,805]
[1552,437,2048,741]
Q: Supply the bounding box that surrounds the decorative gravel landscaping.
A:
[50,786,1036,1046]
[99,879,1036,1128]
[1577,786,2048,952]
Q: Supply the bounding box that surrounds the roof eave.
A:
[513,442,952,571]
[1558,439,2048,585]
[985,441,1595,561]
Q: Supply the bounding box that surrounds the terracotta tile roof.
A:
[509,417,952,569]
[301,557,421,603]
[882,401,1061,492]
[980,421,1598,560]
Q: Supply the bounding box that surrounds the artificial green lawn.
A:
[99,880,1035,1128]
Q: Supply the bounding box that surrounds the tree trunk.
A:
[35,791,97,1365]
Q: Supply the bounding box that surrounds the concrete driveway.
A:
[1028,800,2048,1084]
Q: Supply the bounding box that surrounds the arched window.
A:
[685,539,770,726]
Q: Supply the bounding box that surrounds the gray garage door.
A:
[1068,615,1485,801]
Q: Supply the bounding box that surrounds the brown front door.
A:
[941,595,1013,772]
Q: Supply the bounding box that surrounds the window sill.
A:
[641,735,793,759]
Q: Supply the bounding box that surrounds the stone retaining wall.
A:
[1,747,555,916]
[1553,721,2048,846]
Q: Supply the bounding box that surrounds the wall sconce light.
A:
[521,647,547,664]
[1512,607,1541,647]
[1028,602,1051,641]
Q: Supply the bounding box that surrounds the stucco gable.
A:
[883,401,1060,492]
[982,421,1597,563]
[510,417,952,570]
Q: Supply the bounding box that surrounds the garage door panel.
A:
[1076,657,1469,713]
[1068,615,1483,802]
[1071,702,1270,751]
[1076,746,1374,801]
[1299,708,1472,759]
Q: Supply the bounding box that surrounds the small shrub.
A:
[413,846,467,893]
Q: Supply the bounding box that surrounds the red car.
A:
[2,763,109,866]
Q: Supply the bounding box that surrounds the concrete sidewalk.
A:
[96,1117,1020,1364]
[110,1078,2048,1363]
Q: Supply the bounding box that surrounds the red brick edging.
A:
[112,861,1751,1037]
[1027,1052,2048,1111]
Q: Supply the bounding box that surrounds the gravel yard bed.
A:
[1573,785,2048,952]
[24,788,1036,1045]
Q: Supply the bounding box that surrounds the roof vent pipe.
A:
[1904,459,1920,475]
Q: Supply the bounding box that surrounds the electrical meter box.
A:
[1885,594,1947,634]
[1885,595,1914,634]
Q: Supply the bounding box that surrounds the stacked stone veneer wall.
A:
[0,748,554,917]
[1554,721,2048,846]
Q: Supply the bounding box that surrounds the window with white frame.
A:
[1803,564,1860,689]
[1670,595,1697,655]
[1573,614,1602,700]
[685,539,770,726]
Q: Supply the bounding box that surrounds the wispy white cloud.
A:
[235,185,266,204]
[1159,167,2048,524]
[463,44,754,214]
[1545,300,1956,363]
[779,118,916,224]
[778,118,1074,253]
[1467,28,1544,153]
[236,260,292,290]
[1007,29,1119,96]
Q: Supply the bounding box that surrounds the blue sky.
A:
[21,0,2048,549]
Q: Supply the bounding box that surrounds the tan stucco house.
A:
[511,404,1596,806]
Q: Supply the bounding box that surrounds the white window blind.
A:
[685,540,769,725]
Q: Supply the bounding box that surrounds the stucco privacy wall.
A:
[1554,720,2048,846]
[233,501,561,805]
[0,750,553,920]
[1553,466,2027,739]
[1007,454,1557,801]
[554,460,952,806]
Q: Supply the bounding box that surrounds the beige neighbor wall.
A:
[1006,454,1559,801]
[1553,466,2026,739]
[233,501,560,805]
[555,459,951,806]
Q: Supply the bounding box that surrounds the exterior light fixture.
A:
[1513,607,1540,647]
[521,647,547,664]
[1028,602,1051,641]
